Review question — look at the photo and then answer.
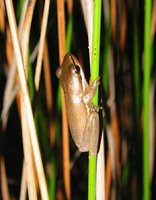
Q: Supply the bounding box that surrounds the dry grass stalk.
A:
[67,0,73,15]
[34,0,50,91]
[5,26,13,65]
[1,0,31,129]
[21,98,37,200]
[111,114,120,179]
[37,1,55,147]
[20,0,36,75]
[1,2,28,199]
[42,40,56,146]
[0,0,5,32]
[2,1,38,197]
[18,1,38,199]
[110,0,116,40]
[119,0,127,51]
[57,0,71,199]
[105,152,112,200]
[4,0,49,199]
[43,40,53,116]
[19,163,27,200]
[57,0,66,62]
[96,132,105,200]
[0,157,10,200]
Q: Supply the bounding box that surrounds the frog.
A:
[56,53,100,155]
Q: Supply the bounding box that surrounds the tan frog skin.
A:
[56,53,100,155]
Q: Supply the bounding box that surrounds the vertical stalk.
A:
[66,14,73,52]
[88,0,102,199]
[57,0,71,199]
[133,3,140,127]
[143,0,152,198]
[5,0,49,198]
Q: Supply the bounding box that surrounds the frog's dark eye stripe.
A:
[74,65,80,74]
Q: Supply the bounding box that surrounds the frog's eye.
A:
[74,65,80,74]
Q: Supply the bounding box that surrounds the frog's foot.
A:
[90,103,100,112]
[89,77,100,88]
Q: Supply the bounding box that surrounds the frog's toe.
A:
[93,77,100,87]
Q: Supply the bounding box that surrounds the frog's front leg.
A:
[82,112,99,156]
[83,77,100,104]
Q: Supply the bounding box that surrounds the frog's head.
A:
[56,53,85,93]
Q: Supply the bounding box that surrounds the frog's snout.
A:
[56,67,62,79]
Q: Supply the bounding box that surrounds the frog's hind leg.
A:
[83,112,99,155]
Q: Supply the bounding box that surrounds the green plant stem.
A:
[143,0,152,198]
[88,0,102,200]
[66,14,73,52]
[88,156,97,200]
[48,157,56,200]
[91,1,102,98]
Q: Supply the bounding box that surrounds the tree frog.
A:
[56,53,100,155]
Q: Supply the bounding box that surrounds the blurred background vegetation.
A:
[0,0,155,199]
